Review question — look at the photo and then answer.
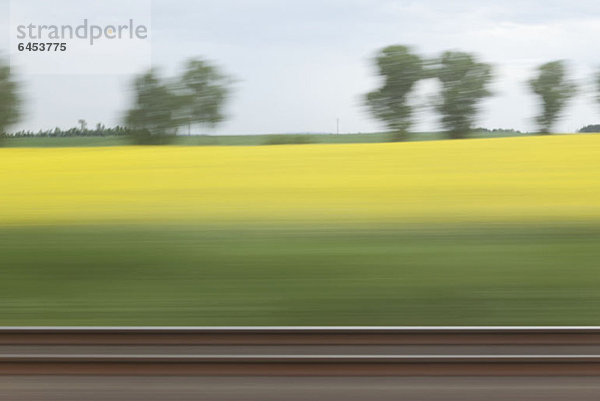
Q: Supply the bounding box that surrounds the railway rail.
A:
[2,327,600,376]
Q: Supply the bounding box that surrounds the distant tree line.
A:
[1,49,600,146]
[11,124,130,138]
[579,125,600,133]
[474,128,524,135]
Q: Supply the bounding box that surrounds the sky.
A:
[2,0,600,134]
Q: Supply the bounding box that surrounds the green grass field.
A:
[3,130,529,148]
[1,224,599,326]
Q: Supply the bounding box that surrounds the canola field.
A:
[1,135,600,226]
[2,135,600,326]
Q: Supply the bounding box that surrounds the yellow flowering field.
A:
[1,135,600,226]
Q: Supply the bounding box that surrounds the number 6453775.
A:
[17,43,67,52]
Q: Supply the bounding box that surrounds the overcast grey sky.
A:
[2,0,600,134]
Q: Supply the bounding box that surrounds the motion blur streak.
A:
[1,135,599,226]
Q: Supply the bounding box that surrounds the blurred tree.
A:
[433,51,493,139]
[78,119,87,131]
[528,61,577,134]
[125,70,184,144]
[179,58,232,135]
[0,60,22,143]
[125,59,232,143]
[365,46,424,141]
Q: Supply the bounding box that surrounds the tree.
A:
[78,119,87,131]
[528,61,577,134]
[125,59,232,143]
[0,60,22,142]
[364,46,424,141]
[433,51,493,139]
[124,69,184,144]
[179,58,232,135]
